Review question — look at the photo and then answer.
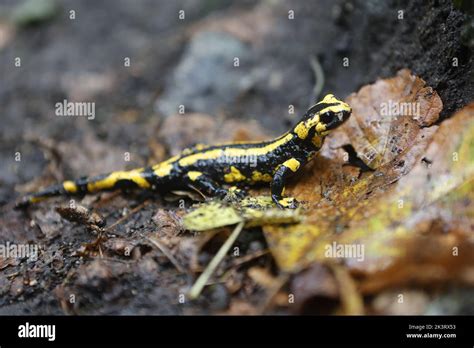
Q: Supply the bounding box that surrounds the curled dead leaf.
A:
[341,69,443,169]
[264,72,473,293]
[183,196,301,231]
[264,70,445,273]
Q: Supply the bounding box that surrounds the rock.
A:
[371,290,429,315]
[11,0,60,27]
[425,288,474,315]
[155,32,252,117]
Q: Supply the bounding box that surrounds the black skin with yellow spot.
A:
[16,94,351,209]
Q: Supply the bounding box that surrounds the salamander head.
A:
[293,94,351,139]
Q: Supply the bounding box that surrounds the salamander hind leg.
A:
[183,171,246,202]
[184,171,227,198]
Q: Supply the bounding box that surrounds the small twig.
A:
[219,249,270,283]
[94,191,122,208]
[60,268,78,287]
[309,55,325,105]
[329,263,364,315]
[103,200,150,232]
[6,271,21,279]
[258,273,290,314]
[188,222,244,300]
[186,185,207,199]
[98,243,103,259]
[147,236,187,274]
[190,229,221,273]
[92,257,133,264]
[232,249,269,267]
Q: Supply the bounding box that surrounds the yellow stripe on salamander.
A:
[283,158,301,172]
[152,155,179,177]
[318,103,351,115]
[294,114,320,140]
[30,196,46,203]
[63,180,78,193]
[224,166,246,183]
[87,169,150,192]
[251,170,272,182]
[187,171,203,181]
[178,133,295,167]
[294,122,309,139]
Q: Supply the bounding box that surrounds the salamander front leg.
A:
[271,158,304,209]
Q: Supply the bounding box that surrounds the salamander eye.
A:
[319,112,333,125]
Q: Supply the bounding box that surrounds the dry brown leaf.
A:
[341,68,442,169]
[330,263,364,315]
[264,69,474,298]
[224,299,258,315]
[247,266,277,289]
[371,290,430,315]
[264,70,445,273]
[266,97,474,296]
[264,86,474,315]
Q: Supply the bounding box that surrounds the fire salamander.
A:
[17,94,351,209]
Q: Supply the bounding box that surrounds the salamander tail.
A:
[15,167,154,209]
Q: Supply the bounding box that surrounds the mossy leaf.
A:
[183,196,301,231]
